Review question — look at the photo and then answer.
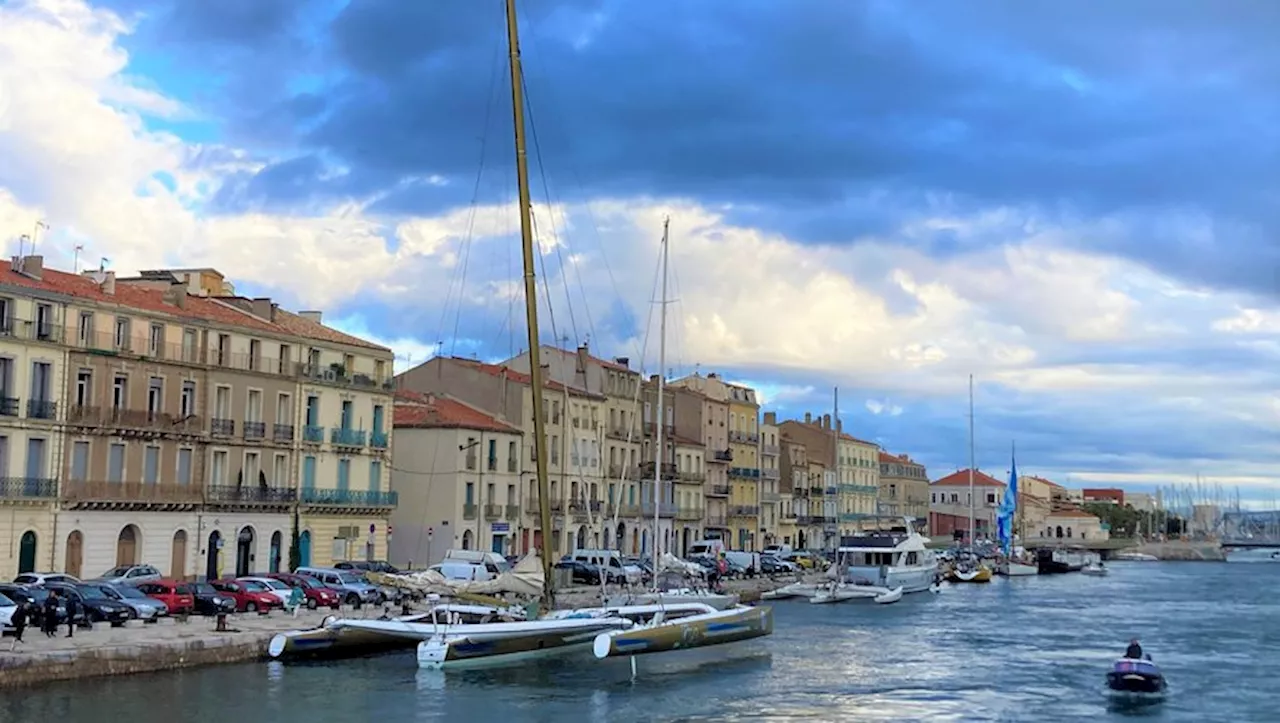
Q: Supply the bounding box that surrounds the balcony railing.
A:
[484,503,503,520]
[676,507,703,521]
[205,485,297,504]
[706,484,731,497]
[730,505,760,517]
[0,397,18,416]
[370,430,389,449]
[761,443,780,456]
[796,515,814,526]
[211,418,236,436]
[712,449,733,462]
[761,491,780,503]
[62,480,203,504]
[729,430,749,444]
[300,488,398,507]
[705,514,728,527]
[331,427,367,447]
[782,510,797,520]
[505,504,521,519]
[607,424,635,439]
[295,362,394,391]
[463,503,478,520]
[639,461,677,479]
[761,468,780,480]
[243,421,266,440]
[0,477,57,499]
[617,503,641,517]
[641,501,678,518]
[70,406,203,434]
[26,399,56,420]
[302,425,324,444]
[730,467,760,479]
[273,424,294,442]
[825,486,838,496]
[678,471,706,483]
[809,485,824,495]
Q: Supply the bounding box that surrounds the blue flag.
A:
[997,449,1018,555]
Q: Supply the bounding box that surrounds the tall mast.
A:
[652,218,670,580]
[1014,441,1022,547]
[967,374,975,549]
[831,386,839,551]
[505,0,555,610]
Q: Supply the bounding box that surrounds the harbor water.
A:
[4,562,1276,721]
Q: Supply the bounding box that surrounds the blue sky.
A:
[3,0,1280,503]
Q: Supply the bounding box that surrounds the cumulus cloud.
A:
[4,0,1280,499]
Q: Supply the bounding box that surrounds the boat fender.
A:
[321,614,337,628]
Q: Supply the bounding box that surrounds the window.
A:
[302,456,316,490]
[112,375,128,409]
[143,446,160,484]
[214,386,230,419]
[211,450,228,485]
[337,459,350,492]
[305,396,319,426]
[149,323,164,357]
[508,441,517,472]
[180,381,196,417]
[248,339,261,371]
[273,454,288,486]
[465,438,477,470]
[75,370,92,407]
[369,460,382,492]
[277,393,292,425]
[69,440,90,481]
[30,361,50,401]
[35,303,52,339]
[372,404,384,432]
[108,443,126,482]
[0,357,11,398]
[0,298,9,333]
[176,448,193,485]
[244,451,260,485]
[340,400,353,429]
[147,377,163,415]
[375,359,386,381]
[247,389,262,422]
[278,344,290,374]
[114,317,130,350]
[78,312,93,345]
[216,333,229,365]
[342,354,354,375]
[487,439,497,471]
[24,437,42,478]
[307,347,320,369]
[182,328,198,362]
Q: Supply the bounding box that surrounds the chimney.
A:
[576,343,589,373]
[299,310,323,324]
[764,411,776,425]
[649,374,660,384]
[12,255,43,280]
[101,270,116,295]
[614,357,629,368]
[251,297,276,322]
[162,282,187,309]
[804,412,812,424]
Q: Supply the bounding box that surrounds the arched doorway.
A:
[616,523,626,552]
[298,531,311,568]
[17,531,37,574]
[206,530,222,580]
[236,526,255,576]
[682,528,692,557]
[65,531,83,578]
[641,529,649,555]
[576,525,587,550]
[462,530,473,550]
[269,531,282,573]
[116,525,140,566]
[171,531,188,579]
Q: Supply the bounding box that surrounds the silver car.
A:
[89,582,168,621]
[97,564,162,586]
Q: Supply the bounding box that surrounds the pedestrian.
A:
[42,591,59,638]
[9,602,28,650]
[64,593,78,638]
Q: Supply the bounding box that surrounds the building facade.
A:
[928,469,1005,541]
[838,434,880,536]
[878,452,929,529]
[759,415,781,546]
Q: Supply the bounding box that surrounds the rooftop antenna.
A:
[16,234,29,266]
[73,244,84,274]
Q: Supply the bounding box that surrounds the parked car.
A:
[760,555,798,574]
[554,559,607,585]
[13,572,80,586]
[185,581,236,616]
[0,583,64,628]
[84,582,168,621]
[134,580,195,615]
[294,567,381,606]
[0,591,15,630]
[236,577,294,606]
[44,582,131,626]
[96,564,163,586]
[264,573,341,610]
[334,560,401,575]
[209,579,281,613]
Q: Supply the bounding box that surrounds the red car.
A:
[265,572,342,610]
[210,578,282,613]
[135,579,195,615]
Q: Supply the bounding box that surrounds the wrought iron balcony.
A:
[706,484,731,497]
[761,468,780,480]
[712,449,733,462]
[205,485,296,504]
[331,427,367,447]
[0,477,57,499]
[639,461,677,480]
[641,501,678,518]
[704,514,728,527]
[730,505,760,517]
[299,488,398,507]
[730,467,761,479]
[761,491,781,503]
[676,507,703,521]
[505,504,521,519]
[303,425,324,443]
[0,397,18,416]
[729,430,749,444]
[211,418,236,436]
[62,480,203,505]
[678,470,706,483]
[484,503,503,520]
[243,421,266,440]
[273,424,295,442]
[761,443,780,456]
[295,362,395,391]
[370,430,389,449]
[463,503,478,520]
[26,399,56,420]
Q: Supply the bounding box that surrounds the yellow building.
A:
[839,433,881,534]
[759,415,781,546]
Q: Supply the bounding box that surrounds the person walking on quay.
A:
[42,591,59,638]
[64,593,79,638]
[9,601,28,651]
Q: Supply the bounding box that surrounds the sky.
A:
[2,0,1280,504]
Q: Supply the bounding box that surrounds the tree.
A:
[288,507,302,572]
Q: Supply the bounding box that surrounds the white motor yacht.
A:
[835,518,938,596]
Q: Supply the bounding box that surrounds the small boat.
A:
[947,565,993,583]
[998,561,1039,576]
[591,604,773,659]
[1112,552,1159,562]
[761,581,821,600]
[1106,657,1167,700]
[1081,562,1109,576]
[809,585,874,604]
[267,603,521,660]
[873,586,903,604]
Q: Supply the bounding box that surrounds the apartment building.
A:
[758,415,781,547]
[878,452,930,529]
[390,391,523,565]
[669,373,747,548]
[778,414,837,548]
[0,257,396,581]
[838,433,880,535]
[671,433,705,556]
[778,439,807,548]
[928,468,1005,541]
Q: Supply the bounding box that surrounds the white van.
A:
[570,549,642,584]
[443,549,511,575]
[687,539,726,558]
[430,561,494,582]
[762,544,793,558]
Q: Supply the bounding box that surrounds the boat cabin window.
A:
[906,552,918,565]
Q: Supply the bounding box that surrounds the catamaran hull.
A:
[603,591,740,610]
[761,582,819,600]
[268,625,420,660]
[591,605,773,659]
[997,563,1039,577]
[416,618,632,670]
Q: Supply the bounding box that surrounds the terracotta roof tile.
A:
[253,306,390,353]
[1025,475,1067,489]
[879,451,920,464]
[394,390,520,433]
[839,432,878,446]
[931,469,1006,488]
[451,358,605,399]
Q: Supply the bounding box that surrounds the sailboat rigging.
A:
[948,374,992,583]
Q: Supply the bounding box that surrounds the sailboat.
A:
[947,375,992,584]
[995,445,1038,577]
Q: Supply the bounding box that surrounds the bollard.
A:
[401,602,411,616]
[215,613,229,632]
